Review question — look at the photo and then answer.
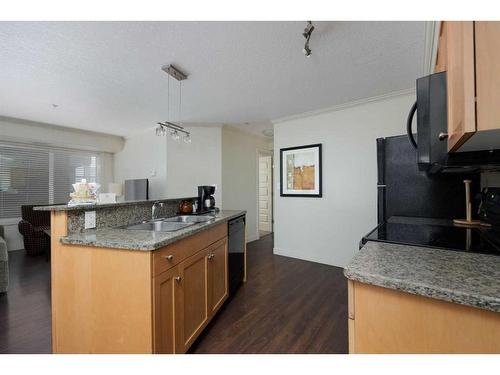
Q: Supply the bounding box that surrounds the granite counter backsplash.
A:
[35,197,196,233]
[344,241,500,313]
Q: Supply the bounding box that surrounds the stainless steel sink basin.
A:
[124,220,194,232]
[122,215,215,232]
[163,215,215,223]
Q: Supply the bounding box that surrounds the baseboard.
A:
[273,247,344,269]
[246,234,259,243]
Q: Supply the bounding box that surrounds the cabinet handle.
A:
[164,255,174,261]
[438,132,448,141]
[174,276,182,283]
[208,253,214,260]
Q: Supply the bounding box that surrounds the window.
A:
[0,142,101,219]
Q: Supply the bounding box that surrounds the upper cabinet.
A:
[435,21,500,152]
[475,22,500,132]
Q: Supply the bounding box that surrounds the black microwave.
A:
[406,72,500,174]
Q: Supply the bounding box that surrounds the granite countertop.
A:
[60,210,246,251]
[34,197,197,212]
[344,241,500,313]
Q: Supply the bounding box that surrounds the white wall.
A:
[273,93,415,268]
[222,126,273,242]
[166,126,222,202]
[114,128,168,200]
[114,126,223,202]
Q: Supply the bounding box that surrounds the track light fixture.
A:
[302,21,314,58]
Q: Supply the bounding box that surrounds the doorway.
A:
[258,151,273,238]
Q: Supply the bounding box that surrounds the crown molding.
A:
[272,88,415,125]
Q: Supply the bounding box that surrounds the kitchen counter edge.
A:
[59,210,246,251]
[344,241,500,313]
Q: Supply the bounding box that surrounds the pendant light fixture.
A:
[156,64,192,143]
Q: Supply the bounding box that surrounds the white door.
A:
[258,155,272,233]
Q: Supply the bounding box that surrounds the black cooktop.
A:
[362,216,500,255]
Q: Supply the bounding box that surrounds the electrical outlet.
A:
[85,211,96,229]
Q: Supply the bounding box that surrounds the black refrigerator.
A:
[363,134,500,255]
[376,135,479,223]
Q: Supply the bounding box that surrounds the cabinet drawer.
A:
[153,223,227,276]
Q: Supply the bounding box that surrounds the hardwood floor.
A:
[0,250,51,354]
[0,234,347,354]
[190,234,348,354]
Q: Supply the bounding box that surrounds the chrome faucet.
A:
[152,201,165,220]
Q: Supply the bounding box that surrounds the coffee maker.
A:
[197,185,216,213]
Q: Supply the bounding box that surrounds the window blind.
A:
[0,142,101,219]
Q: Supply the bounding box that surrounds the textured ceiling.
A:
[0,21,426,137]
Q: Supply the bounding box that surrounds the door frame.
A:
[256,149,273,240]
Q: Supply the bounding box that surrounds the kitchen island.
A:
[36,199,246,354]
[344,241,500,353]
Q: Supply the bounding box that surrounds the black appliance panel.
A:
[407,72,500,173]
[228,215,245,295]
[377,135,479,223]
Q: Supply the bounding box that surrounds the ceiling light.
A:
[171,130,180,141]
[156,64,192,143]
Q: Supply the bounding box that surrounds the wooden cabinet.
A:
[443,21,476,151]
[51,213,238,354]
[435,21,500,152]
[153,267,178,354]
[174,247,210,353]
[475,22,500,132]
[208,239,228,315]
[153,236,229,354]
[348,281,500,353]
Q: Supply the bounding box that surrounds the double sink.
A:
[123,215,216,232]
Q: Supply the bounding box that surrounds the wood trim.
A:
[50,211,68,353]
[351,282,500,353]
[348,280,356,354]
[348,318,355,354]
[153,223,227,276]
[347,279,355,320]
[434,21,447,73]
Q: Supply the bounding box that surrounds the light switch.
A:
[85,211,96,229]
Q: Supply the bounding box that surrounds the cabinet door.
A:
[208,238,228,316]
[475,22,500,131]
[153,267,179,354]
[446,21,476,152]
[174,248,209,353]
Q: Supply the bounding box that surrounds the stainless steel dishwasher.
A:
[228,215,245,295]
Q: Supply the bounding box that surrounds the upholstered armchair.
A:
[18,205,50,256]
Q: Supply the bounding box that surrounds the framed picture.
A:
[280,144,322,197]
